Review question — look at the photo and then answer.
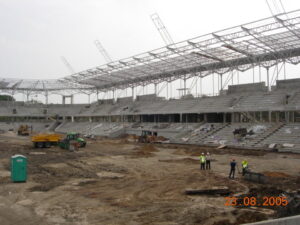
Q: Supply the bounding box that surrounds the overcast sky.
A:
[1,0,300,79]
[1,0,300,103]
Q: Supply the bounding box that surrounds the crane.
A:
[61,56,75,75]
[94,40,113,63]
[150,13,174,46]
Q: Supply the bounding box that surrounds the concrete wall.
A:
[228,82,267,94]
[136,94,165,101]
[244,215,300,225]
[276,78,300,90]
[98,99,114,104]
[116,97,133,103]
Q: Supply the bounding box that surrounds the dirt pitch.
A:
[0,133,299,225]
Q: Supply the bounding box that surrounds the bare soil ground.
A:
[0,133,299,225]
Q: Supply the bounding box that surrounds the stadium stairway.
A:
[258,123,300,153]
[251,123,286,147]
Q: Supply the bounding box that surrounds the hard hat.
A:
[207,152,210,155]
[201,153,204,155]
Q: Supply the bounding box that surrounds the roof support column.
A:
[87,93,91,104]
[199,77,202,96]
[132,87,134,100]
[266,67,270,91]
[184,75,187,96]
[283,61,286,80]
[45,91,48,105]
[212,73,215,95]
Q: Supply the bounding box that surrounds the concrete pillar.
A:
[89,117,92,122]
[204,114,207,122]
[180,114,183,123]
[276,112,279,123]
[266,67,270,91]
[268,111,272,123]
[292,111,295,123]
[71,116,74,122]
[286,112,289,123]
[260,111,263,122]
[223,113,226,123]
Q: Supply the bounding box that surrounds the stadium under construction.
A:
[0,8,300,225]
[1,9,300,152]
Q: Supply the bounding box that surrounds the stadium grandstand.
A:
[1,9,300,153]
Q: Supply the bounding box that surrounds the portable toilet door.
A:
[11,155,27,182]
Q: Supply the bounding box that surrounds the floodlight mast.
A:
[94,40,113,63]
[61,56,75,75]
[150,13,174,45]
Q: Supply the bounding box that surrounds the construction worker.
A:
[242,160,248,176]
[206,152,211,170]
[229,159,236,179]
[199,153,206,170]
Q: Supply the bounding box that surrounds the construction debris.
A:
[283,143,295,148]
[185,186,231,196]
[244,171,266,184]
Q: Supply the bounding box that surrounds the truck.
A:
[31,133,63,148]
[32,132,86,150]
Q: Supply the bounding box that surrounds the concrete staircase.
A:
[191,123,230,144]
[251,123,285,147]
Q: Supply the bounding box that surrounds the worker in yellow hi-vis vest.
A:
[199,153,206,170]
[242,160,248,176]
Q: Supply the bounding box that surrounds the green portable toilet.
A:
[11,155,27,182]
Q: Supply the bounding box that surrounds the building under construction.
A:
[0,8,300,225]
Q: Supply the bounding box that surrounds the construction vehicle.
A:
[138,130,158,143]
[17,125,30,136]
[58,132,86,150]
[31,133,63,148]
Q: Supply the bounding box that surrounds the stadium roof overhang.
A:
[1,9,300,93]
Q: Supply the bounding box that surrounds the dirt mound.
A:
[156,136,168,141]
[131,144,159,157]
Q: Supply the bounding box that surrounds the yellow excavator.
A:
[17,125,30,136]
